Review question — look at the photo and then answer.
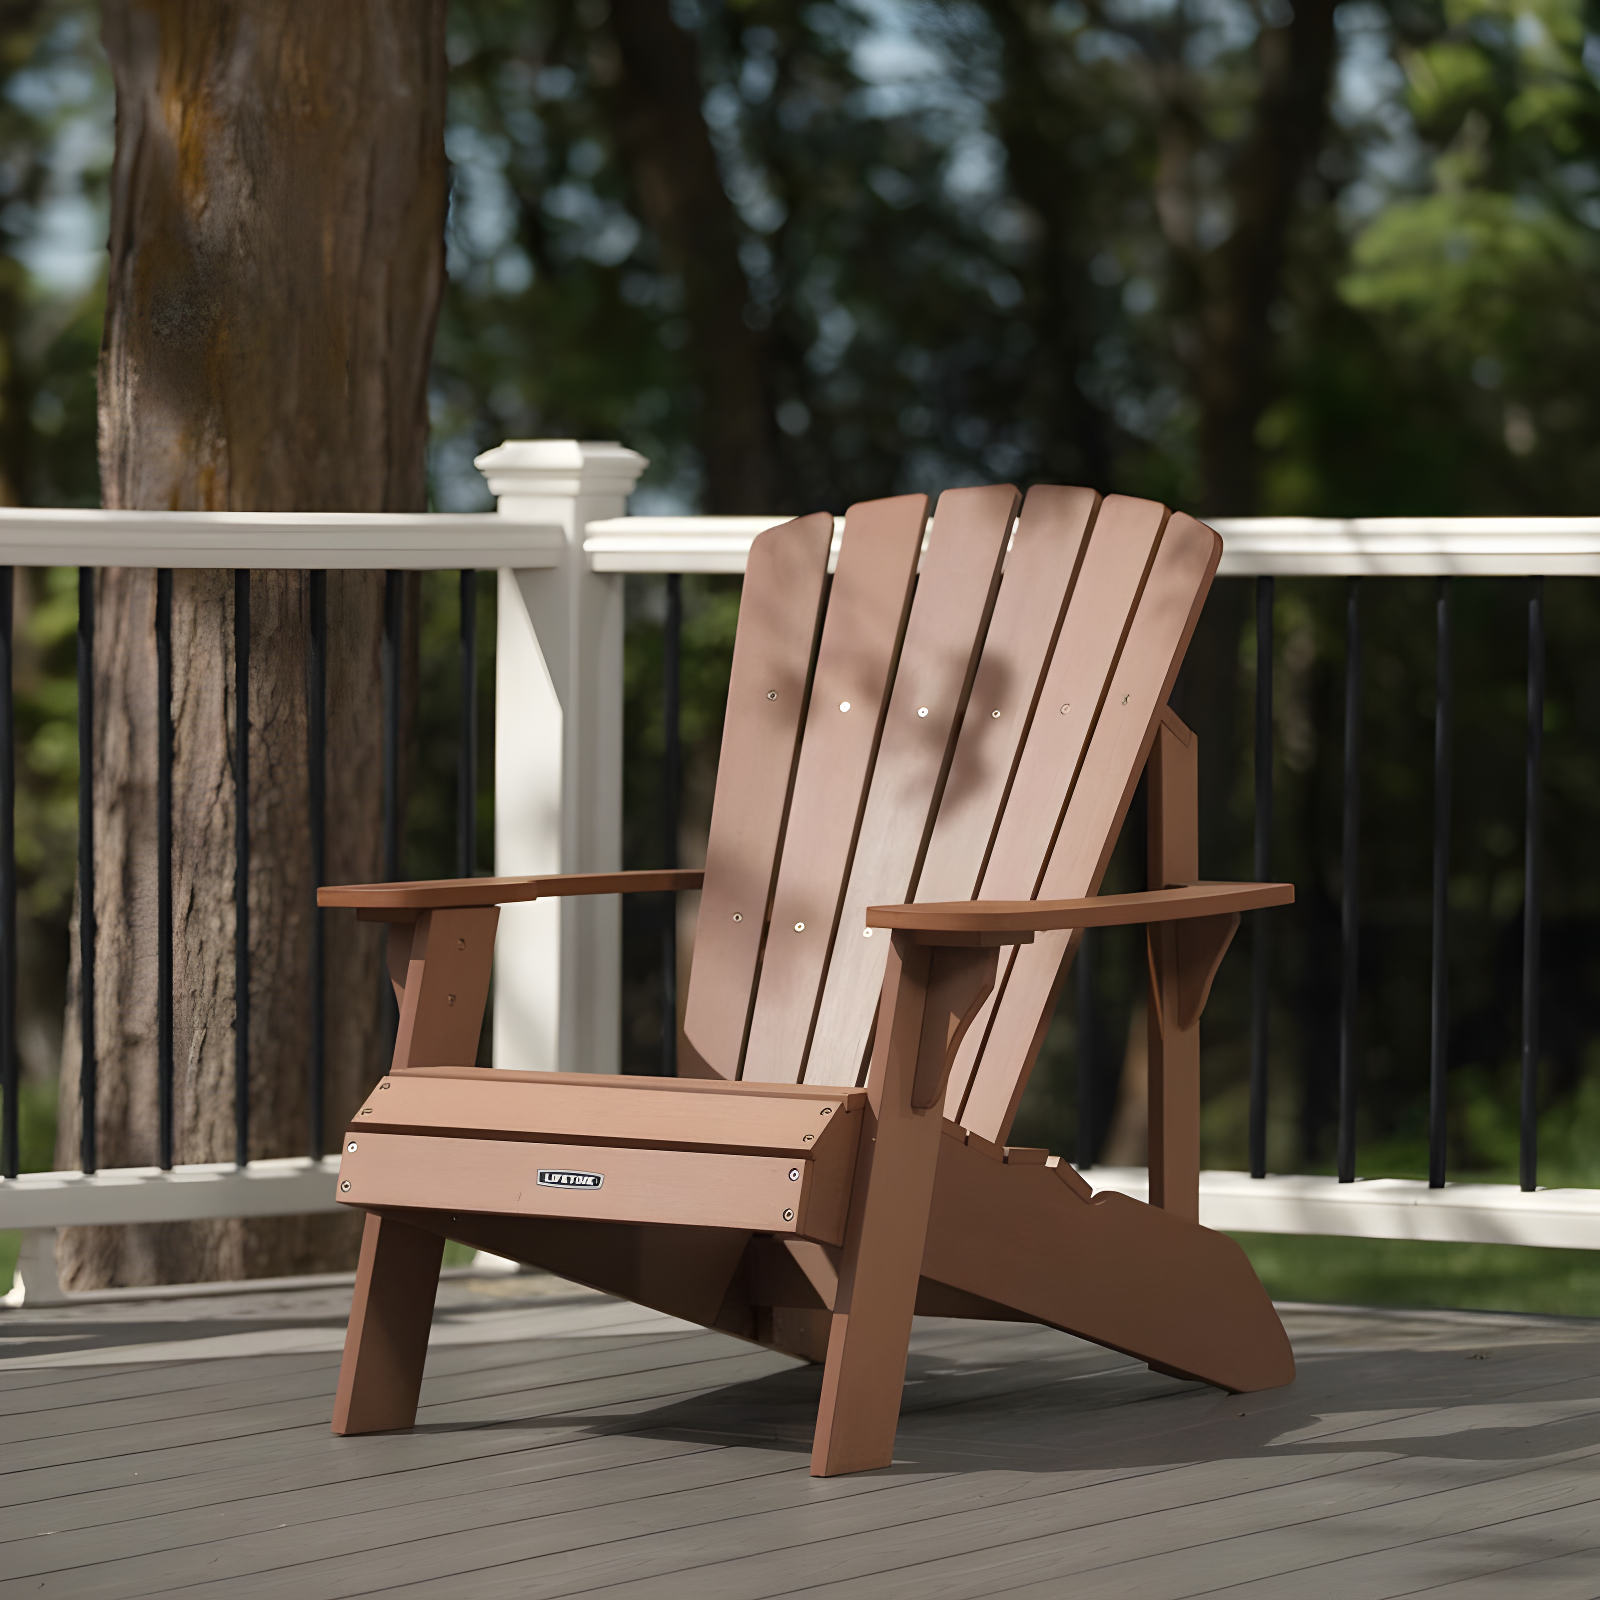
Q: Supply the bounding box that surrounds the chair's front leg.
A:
[332,1212,445,1435]
[388,906,500,1071]
[812,934,998,1476]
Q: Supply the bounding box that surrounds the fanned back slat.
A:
[740,495,928,1082]
[915,485,1100,906]
[954,512,1223,1140]
[680,514,833,1079]
[800,485,1018,1087]
[936,496,1168,1114]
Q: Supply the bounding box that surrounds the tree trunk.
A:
[1196,0,1339,515]
[600,0,788,512]
[56,1,448,1289]
[982,0,1115,490]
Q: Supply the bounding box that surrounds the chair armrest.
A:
[319,869,705,916]
[865,881,1293,945]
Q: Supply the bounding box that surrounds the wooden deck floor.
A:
[2,1269,1598,1598]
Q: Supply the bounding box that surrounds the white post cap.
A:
[474,440,648,511]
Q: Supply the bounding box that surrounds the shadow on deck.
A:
[2,1270,1598,1597]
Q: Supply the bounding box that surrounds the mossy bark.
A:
[56,2,447,1288]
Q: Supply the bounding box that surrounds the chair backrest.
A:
[680,484,1222,1145]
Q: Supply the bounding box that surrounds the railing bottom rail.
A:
[0,1156,341,1231]
[1089,1169,1600,1251]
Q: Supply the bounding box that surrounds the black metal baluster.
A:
[1249,576,1273,1179]
[308,571,327,1160]
[1338,579,1361,1183]
[156,571,174,1170]
[1076,928,1096,1169]
[1429,577,1451,1189]
[457,570,478,881]
[0,568,15,1180]
[661,574,681,1077]
[383,571,403,884]
[234,570,250,1168]
[1521,577,1544,1192]
[78,568,96,1174]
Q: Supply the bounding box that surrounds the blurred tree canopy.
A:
[2,0,1600,1186]
[429,0,1600,517]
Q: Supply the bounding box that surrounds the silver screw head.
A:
[732,912,742,922]
[360,1106,372,1115]
[803,1133,815,1142]
[794,921,805,932]
[346,1141,358,1153]
[991,709,1001,718]
[789,1168,800,1180]
[340,1180,351,1192]
[782,1208,795,1222]
[820,1106,832,1115]
[917,706,929,718]
[839,700,851,712]
[767,691,777,700]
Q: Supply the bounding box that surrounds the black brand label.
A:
[537,1169,603,1190]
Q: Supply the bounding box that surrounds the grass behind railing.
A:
[1236,1234,1600,1319]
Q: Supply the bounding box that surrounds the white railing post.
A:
[475,440,648,1075]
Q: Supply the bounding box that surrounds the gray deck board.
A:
[1,1275,1595,1598]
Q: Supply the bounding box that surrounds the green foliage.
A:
[1235,1232,1600,1317]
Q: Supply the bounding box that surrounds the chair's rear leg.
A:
[332,1212,445,1435]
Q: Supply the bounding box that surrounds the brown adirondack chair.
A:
[321,484,1297,1477]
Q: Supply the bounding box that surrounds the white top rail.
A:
[2,505,1597,576]
[0,509,563,570]
[587,514,1600,577]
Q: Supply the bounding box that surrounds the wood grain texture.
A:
[680,514,833,1077]
[917,485,1100,904]
[65,0,451,1281]
[742,495,928,1083]
[956,511,1225,1142]
[339,1132,853,1244]
[804,484,1016,1087]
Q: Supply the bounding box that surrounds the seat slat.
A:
[740,495,928,1082]
[801,485,1017,1087]
[954,512,1223,1140]
[681,514,833,1078]
[915,485,1100,905]
[353,1072,861,1157]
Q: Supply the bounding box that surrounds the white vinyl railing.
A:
[3,439,1598,1305]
